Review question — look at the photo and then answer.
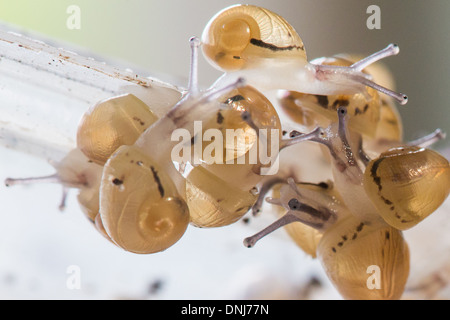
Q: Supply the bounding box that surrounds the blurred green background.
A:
[0,0,449,146]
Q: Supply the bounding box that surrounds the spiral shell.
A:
[100,145,190,254]
[201,4,306,71]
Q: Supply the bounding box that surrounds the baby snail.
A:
[75,91,193,254]
[244,178,410,300]
[277,54,404,167]
[202,4,408,105]
[4,148,108,237]
[185,84,282,228]
[329,54,403,143]
[317,214,410,300]
[6,90,190,253]
[292,107,448,227]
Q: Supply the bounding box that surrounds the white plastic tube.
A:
[0,29,182,161]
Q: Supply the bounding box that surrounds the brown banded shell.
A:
[364,146,450,230]
[201,4,306,71]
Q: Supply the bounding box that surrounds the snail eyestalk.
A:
[347,73,408,105]
[280,127,324,150]
[59,187,70,212]
[350,44,399,71]
[251,177,286,216]
[312,44,408,105]
[240,111,260,135]
[357,135,371,166]
[243,211,302,248]
[5,174,60,187]
[337,107,358,167]
[188,36,201,96]
[407,129,446,148]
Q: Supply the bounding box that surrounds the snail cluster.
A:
[5,5,450,300]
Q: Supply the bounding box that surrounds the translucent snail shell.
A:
[186,166,256,228]
[77,93,158,165]
[100,145,190,254]
[364,146,450,230]
[186,85,279,227]
[199,85,280,163]
[201,4,306,71]
[318,216,410,300]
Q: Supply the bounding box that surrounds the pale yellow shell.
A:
[77,93,158,165]
[364,146,450,230]
[197,85,282,191]
[186,166,256,227]
[318,216,410,300]
[198,85,280,163]
[100,145,190,254]
[184,86,278,227]
[201,4,306,71]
